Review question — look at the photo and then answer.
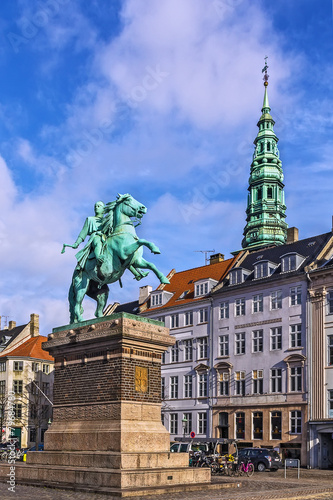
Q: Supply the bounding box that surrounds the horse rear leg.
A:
[132,258,170,284]
[72,271,89,323]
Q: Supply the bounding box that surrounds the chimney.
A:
[8,321,16,330]
[30,313,39,337]
[139,285,152,305]
[287,227,299,244]
[210,253,225,265]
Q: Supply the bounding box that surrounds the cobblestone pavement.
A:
[0,469,332,500]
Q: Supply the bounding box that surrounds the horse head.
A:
[116,193,147,220]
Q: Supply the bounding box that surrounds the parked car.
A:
[26,444,44,452]
[170,442,209,454]
[237,448,282,472]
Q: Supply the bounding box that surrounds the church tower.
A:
[242,60,288,250]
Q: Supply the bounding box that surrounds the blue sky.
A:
[0,0,333,332]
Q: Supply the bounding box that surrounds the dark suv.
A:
[237,448,282,472]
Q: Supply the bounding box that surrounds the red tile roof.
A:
[0,336,53,361]
[142,256,236,312]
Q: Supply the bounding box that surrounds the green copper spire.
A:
[242,60,287,250]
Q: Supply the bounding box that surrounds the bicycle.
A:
[237,459,254,477]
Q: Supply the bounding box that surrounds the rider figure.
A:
[73,201,106,270]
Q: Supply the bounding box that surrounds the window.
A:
[42,382,50,396]
[170,376,178,399]
[198,337,208,359]
[267,186,273,197]
[235,298,245,316]
[157,316,165,324]
[253,412,263,439]
[235,332,245,355]
[290,410,302,434]
[185,311,193,326]
[270,327,282,350]
[254,262,268,279]
[162,352,166,364]
[183,413,192,435]
[198,412,207,434]
[30,404,37,419]
[252,330,263,353]
[171,314,179,329]
[31,362,39,372]
[13,361,23,371]
[220,301,229,319]
[195,282,208,297]
[271,368,282,393]
[236,412,245,439]
[219,335,229,356]
[184,339,193,361]
[0,380,5,394]
[252,370,263,394]
[290,286,302,306]
[161,377,165,399]
[13,380,23,394]
[219,372,229,396]
[271,290,282,310]
[282,254,296,272]
[184,375,192,398]
[271,411,282,440]
[328,291,333,314]
[328,336,333,366]
[290,367,302,392]
[252,294,263,313]
[198,308,208,324]
[198,373,208,397]
[290,324,302,348]
[170,413,178,434]
[328,390,333,418]
[29,428,36,442]
[0,361,6,372]
[42,364,50,374]
[235,371,245,396]
[171,342,179,362]
[151,293,162,307]
[229,269,249,285]
[14,404,22,419]
[161,413,165,426]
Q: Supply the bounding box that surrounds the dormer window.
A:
[254,260,277,279]
[150,290,173,308]
[151,293,162,307]
[194,279,218,297]
[229,268,250,286]
[281,253,305,273]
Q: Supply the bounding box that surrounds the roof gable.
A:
[0,336,53,361]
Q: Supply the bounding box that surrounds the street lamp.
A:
[182,417,188,438]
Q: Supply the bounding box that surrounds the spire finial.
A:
[262,56,269,87]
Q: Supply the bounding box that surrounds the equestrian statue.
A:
[62,193,170,323]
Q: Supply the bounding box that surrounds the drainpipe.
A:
[209,297,214,438]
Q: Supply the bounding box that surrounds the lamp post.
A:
[182,416,188,438]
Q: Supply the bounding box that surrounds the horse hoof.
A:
[160,277,170,284]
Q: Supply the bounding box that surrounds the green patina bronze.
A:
[242,59,288,250]
[62,194,169,324]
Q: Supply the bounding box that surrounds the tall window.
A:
[290,410,301,434]
[328,390,333,418]
[161,377,165,399]
[253,412,263,440]
[236,412,245,439]
[252,330,263,353]
[0,380,5,394]
[254,262,268,279]
[252,370,263,394]
[198,308,208,324]
[198,412,207,434]
[31,362,39,372]
[42,364,50,374]
[184,375,192,398]
[290,367,302,392]
[13,404,22,419]
[271,368,282,393]
[162,352,166,364]
[328,291,333,314]
[171,342,179,362]
[219,335,229,356]
[170,376,178,399]
[270,327,282,350]
[198,373,208,397]
[185,311,193,326]
[235,298,245,316]
[0,362,5,372]
[13,361,23,371]
[198,337,208,359]
[328,335,333,365]
[235,332,245,355]
[220,301,229,319]
[183,413,192,435]
[271,290,282,310]
[42,382,50,395]
[282,254,297,272]
[271,411,282,440]
[235,371,245,396]
[170,413,178,434]
[171,314,179,329]
[290,286,302,306]
[219,372,229,396]
[184,339,193,361]
[290,324,302,348]
[13,380,23,394]
[151,293,162,306]
[252,294,263,313]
